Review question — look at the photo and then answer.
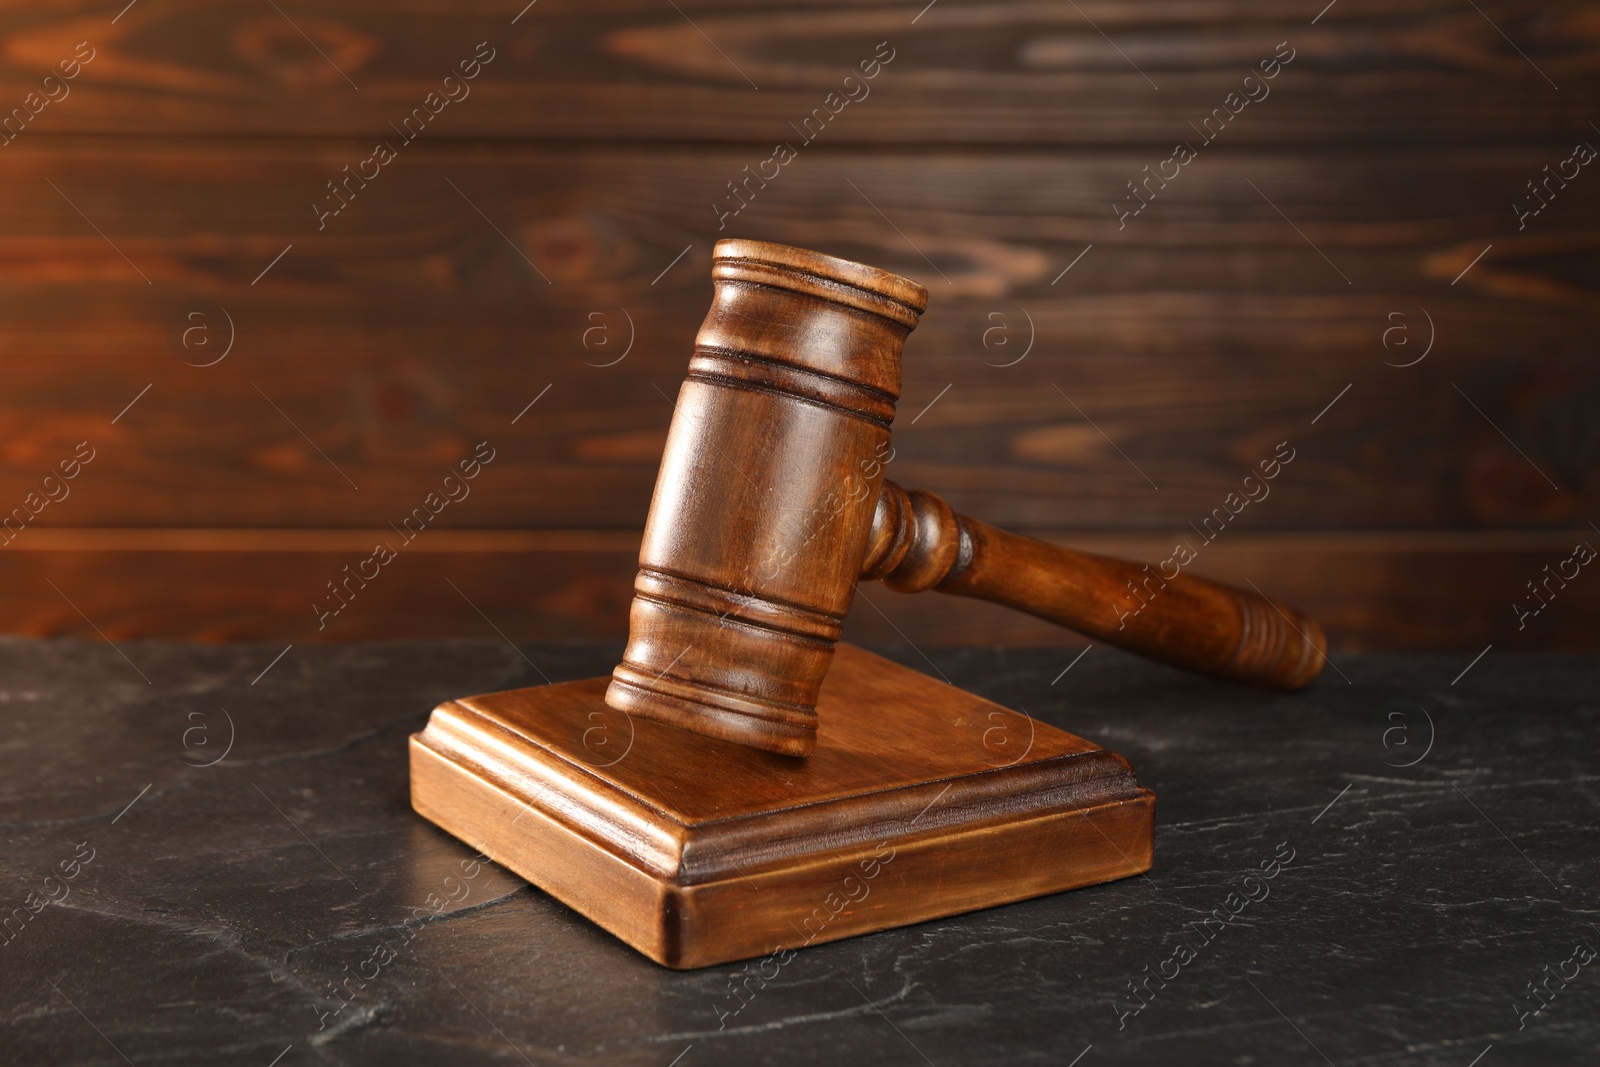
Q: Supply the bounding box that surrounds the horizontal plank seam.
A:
[3,528,1595,553]
[0,135,1573,152]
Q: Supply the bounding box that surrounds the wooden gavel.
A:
[606,240,1326,756]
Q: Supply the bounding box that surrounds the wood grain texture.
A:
[606,239,1328,755]
[0,0,1592,650]
[865,480,1327,689]
[606,240,924,756]
[410,643,1154,968]
[0,142,1592,533]
[0,1,1593,142]
[6,530,1595,652]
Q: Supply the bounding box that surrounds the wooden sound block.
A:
[409,644,1154,969]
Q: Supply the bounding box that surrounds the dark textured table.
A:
[2,638,1596,1066]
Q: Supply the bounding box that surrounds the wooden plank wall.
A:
[1,1,1596,651]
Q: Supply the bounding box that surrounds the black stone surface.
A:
[1,637,1596,1067]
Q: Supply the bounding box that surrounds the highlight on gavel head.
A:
[604,240,928,757]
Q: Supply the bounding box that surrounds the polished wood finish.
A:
[610,240,1325,755]
[606,240,924,756]
[864,482,1326,689]
[410,643,1154,969]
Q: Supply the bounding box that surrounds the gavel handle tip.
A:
[1220,590,1329,691]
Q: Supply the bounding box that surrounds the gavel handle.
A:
[860,481,1327,690]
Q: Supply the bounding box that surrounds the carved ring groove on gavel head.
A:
[603,240,922,757]
[608,240,1328,758]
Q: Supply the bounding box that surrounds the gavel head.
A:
[604,240,928,756]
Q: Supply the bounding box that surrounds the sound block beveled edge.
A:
[408,645,1155,969]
